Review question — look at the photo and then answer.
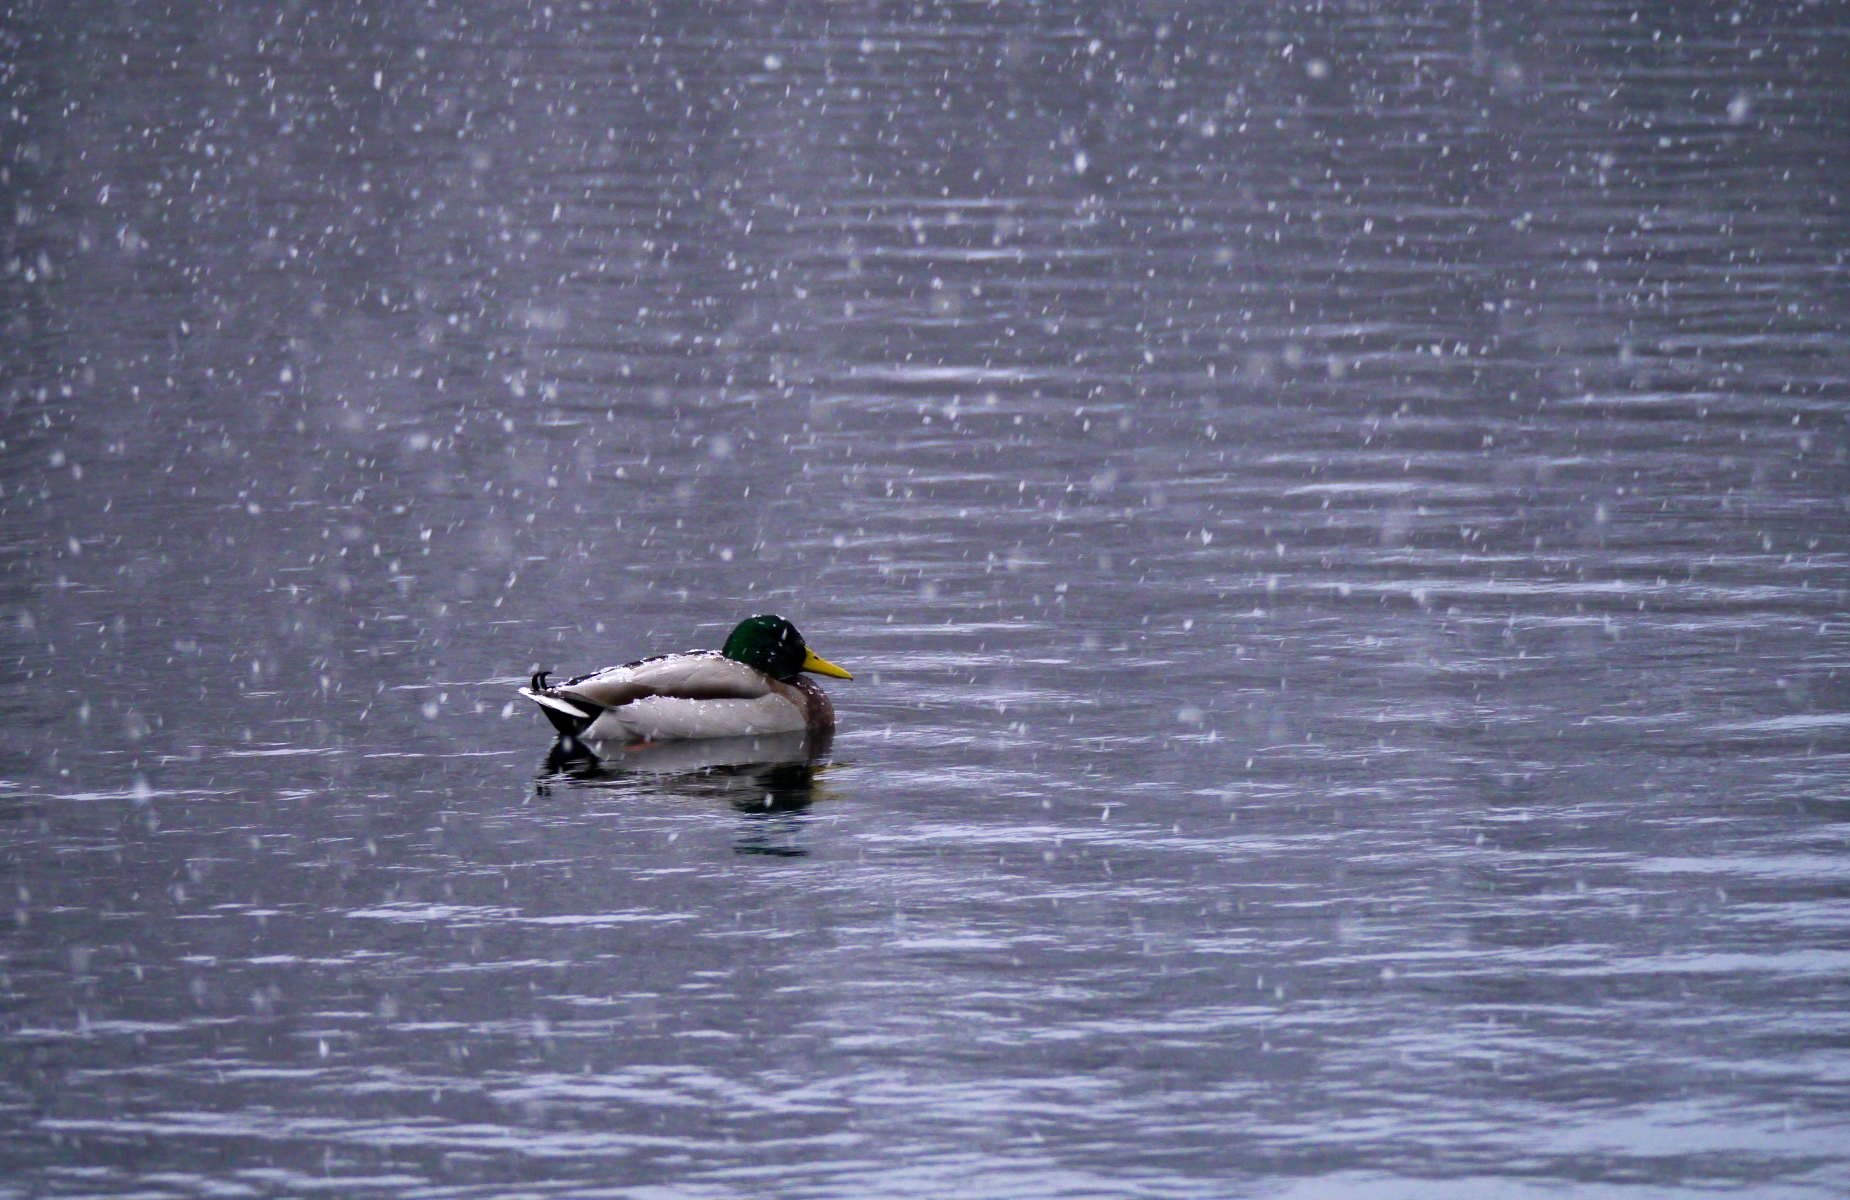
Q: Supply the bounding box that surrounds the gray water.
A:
[3,1,1848,1196]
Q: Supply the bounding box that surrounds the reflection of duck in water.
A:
[544,729,819,783]
[518,614,852,744]
[540,732,832,856]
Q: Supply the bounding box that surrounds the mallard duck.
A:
[518,614,852,743]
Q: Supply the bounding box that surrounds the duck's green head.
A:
[721,614,853,683]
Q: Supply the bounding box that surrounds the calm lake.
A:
[3,1,1847,1196]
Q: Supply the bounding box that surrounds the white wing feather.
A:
[560,652,772,708]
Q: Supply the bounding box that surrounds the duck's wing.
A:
[560,651,774,707]
[520,652,776,739]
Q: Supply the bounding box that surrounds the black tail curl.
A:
[526,670,603,739]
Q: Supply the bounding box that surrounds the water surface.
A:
[3,1,1848,1196]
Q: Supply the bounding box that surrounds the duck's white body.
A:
[585,731,813,773]
[594,692,804,740]
[519,651,835,743]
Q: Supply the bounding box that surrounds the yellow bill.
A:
[801,648,853,679]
